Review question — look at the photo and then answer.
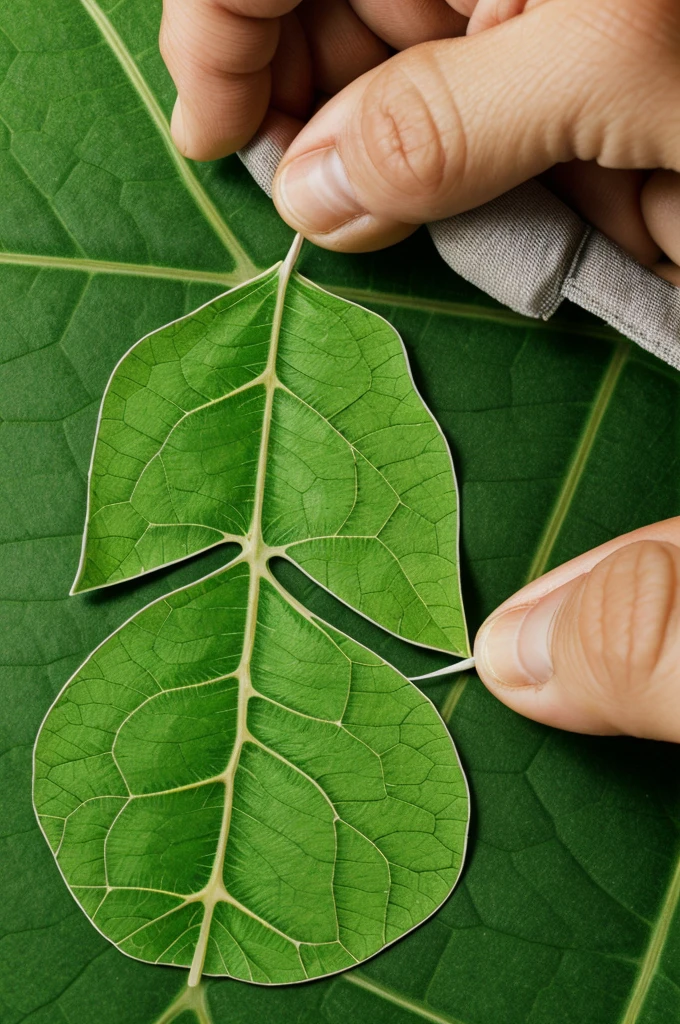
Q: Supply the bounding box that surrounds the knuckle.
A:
[575,541,680,702]
[358,47,465,214]
[568,0,680,166]
[160,1,278,83]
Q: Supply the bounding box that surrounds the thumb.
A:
[272,0,680,251]
[474,524,680,742]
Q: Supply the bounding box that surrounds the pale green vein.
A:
[525,340,630,583]
[437,332,677,1024]
[439,341,630,740]
[0,251,246,286]
[153,981,213,1024]
[620,852,680,1024]
[79,0,257,279]
[336,286,621,341]
[342,972,467,1024]
[0,250,626,344]
[441,674,472,724]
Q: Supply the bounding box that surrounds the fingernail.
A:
[276,147,365,234]
[476,584,570,688]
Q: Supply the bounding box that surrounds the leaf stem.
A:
[410,657,476,681]
[154,981,214,1024]
[187,233,302,988]
[283,232,304,277]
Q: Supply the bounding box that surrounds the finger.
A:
[297,0,390,96]
[272,0,680,250]
[349,0,467,49]
[223,0,300,12]
[161,0,285,160]
[467,0,529,34]
[446,0,477,15]
[244,107,306,156]
[270,13,313,119]
[545,161,661,267]
[473,518,680,741]
[641,170,680,268]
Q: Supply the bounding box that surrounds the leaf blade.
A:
[73,248,469,656]
[34,560,469,983]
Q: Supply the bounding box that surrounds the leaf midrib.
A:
[184,236,303,986]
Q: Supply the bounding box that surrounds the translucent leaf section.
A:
[33,564,469,984]
[73,255,469,657]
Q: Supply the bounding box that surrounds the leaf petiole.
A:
[410,657,476,681]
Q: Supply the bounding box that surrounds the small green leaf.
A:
[33,237,470,984]
[71,237,469,658]
[34,562,468,983]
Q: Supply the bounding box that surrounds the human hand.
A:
[160,0,680,278]
[267,0,680,268]
[159,1,467,162]
[473,522,680,742]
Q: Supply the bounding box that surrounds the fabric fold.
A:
[239,136,680,370]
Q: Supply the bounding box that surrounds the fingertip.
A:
[274,147,364,233]
[161,0,278,161]
[170,97,188,157]
[296,218,418,253]
[171,68,272,161]
[476,538,680,741]
[272,145,416,251]
[641,169,680,267]
[473,575,623,735]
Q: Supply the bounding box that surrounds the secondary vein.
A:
[440,337,630,717]
[620,851,680,1024]
[0,250,634,348]
[526,339,630,583]
[335,286,620,342]
[0,251,247,286]
[342,971,468,1024]
[79,0,257,279]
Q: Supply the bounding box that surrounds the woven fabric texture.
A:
[239,136,680,370]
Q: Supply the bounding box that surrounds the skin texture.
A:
[160,0,680,742]
[474,522,680,743]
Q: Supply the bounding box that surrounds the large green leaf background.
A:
[1,1,679,1022]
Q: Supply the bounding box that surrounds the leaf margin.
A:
[32,550,472,986]
[69,235,471,659]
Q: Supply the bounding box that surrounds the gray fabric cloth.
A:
[239,138,680,371]
[239,131,281,199]
[564,230,680,370]
[427,180,586,320]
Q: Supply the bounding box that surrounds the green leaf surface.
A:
[34,560,468,983]
[33,236,470,982]
[70,246,468,656]
[3,0,680,1022]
